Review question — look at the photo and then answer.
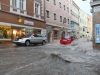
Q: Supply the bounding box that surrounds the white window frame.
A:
[63,17,66,23]
[64,5,66,10]
[10,0,26,15]
[46,10,50,18]
[19,0,25,10]
[53,0,56,5]
[59,2,61,8]
[12,0,17,7]
[10,0,26,10]
[67,7,69,13]
[54,13,56,20]
[34,1,40,15]
[60,16,62,22]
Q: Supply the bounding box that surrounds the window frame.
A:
[60,16,62,22]
[34,1,40,15]
[64,5,66,10]
[63,17,67,23]
[53,0,56,5]
[54,13,56,20]
[12,0,17,7]
[46,10,50,18]
[11,0,26,10]
[47,0,49,2]
[19,0,24,10]
[59,2,61,8]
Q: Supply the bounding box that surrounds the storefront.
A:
[0,25,11,41]
[0,23,45,44]
[46,24,67,42]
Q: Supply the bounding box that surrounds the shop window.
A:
[0,26,11,39]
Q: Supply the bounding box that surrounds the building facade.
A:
[45,0,72,42]
[0,0,46,44]
[86,14,92,40]
[90,0,100,49]
[71,1,80,38]
[79,9,87,38]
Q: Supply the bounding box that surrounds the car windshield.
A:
[23,34,32,38]
[65,36,70,38]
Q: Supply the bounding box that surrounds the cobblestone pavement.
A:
[0,38,100,75]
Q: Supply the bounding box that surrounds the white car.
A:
[13,34,47,46]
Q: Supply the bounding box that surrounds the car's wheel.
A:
[42,41,46,45]
[25,40,30,46]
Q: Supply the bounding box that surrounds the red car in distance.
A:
[60,36,73,44]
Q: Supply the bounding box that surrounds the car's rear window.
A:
[65,36,70,38]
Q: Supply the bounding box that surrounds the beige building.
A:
[86,14,92,40]
[79,9,87,38]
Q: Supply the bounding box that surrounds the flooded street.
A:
[0,38,100,75]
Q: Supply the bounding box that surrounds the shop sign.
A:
[70,23,74,28]
[41,29,46,36]
[24,20,34,26]
[95,24,100,43]
[52,27,58,30]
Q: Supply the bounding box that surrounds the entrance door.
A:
[48,31,51,43]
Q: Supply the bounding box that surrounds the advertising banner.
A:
[95,24,100,43]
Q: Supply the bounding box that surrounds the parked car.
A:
[60,35,73,44]
[13,34,47,46]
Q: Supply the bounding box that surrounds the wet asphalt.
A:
[0,39,100,75]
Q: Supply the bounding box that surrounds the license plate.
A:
[63,40,67,41]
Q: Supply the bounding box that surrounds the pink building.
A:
[45,0,72,42]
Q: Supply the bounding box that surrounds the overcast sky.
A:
[72,0,92,16]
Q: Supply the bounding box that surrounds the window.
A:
[34,2,40,15]
[63,18,66,23]
[54,13,56,20]
[53,0,56,5]
[64,5,65,10]
[67,7,69,13]
[19,0,24,10]
[60,16,62,22]
[11,0,26,10]
[46,10,49,18]
[12,0,17,7]
[35,3,39,14]
[68,19,69,24]
[83,28,85,32]
[0,26,11,39]
[59,2,61,8]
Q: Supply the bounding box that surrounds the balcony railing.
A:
[0,2,44,21]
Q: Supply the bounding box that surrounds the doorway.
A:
[47,31,52,43]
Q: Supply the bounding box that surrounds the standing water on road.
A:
[0,38,100,75]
